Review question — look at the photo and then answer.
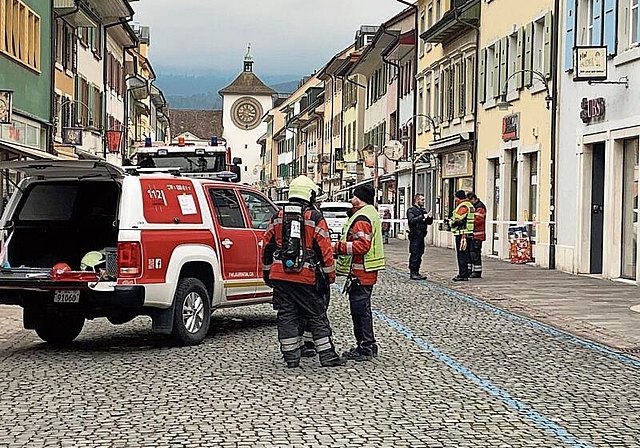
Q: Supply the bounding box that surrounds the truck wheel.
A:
[34,314,84,344]
[170,277,211,346]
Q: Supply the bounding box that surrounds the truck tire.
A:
[34,314,84,344]
[170,277,211,346]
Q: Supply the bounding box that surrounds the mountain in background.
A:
[155,72,304,110]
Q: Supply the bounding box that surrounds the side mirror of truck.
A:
[230,165,241,183]
[232,157,242,165]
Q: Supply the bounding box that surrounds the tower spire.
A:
[244,44,254,72]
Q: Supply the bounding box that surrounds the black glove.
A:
[263,270,273,288]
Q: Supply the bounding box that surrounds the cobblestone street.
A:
[0,269,638,447]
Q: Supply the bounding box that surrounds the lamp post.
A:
[497,69,552,110]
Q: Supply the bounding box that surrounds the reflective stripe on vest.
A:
[450,201,475,236]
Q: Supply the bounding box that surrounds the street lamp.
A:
[497,69,553,110]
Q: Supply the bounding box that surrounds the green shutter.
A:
[524,22,534,87]
[479,48,486,103]
[516,27,524,89]
[499,37,508,97]
[493,42,500,98]
[543,12,553,78]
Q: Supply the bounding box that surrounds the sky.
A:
[131,0,408,76]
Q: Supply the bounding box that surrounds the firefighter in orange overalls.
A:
[262,175,344,368]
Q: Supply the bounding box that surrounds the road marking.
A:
[373,309,595,448]
[389,269,640,369]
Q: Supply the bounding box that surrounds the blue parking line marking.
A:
[373,309,595,448]
[390,269,640,369]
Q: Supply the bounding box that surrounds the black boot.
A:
[300,341,317,358]
[318,349,346,367]
[410,272,426,280]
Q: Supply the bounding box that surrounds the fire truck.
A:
[132,137,242,182]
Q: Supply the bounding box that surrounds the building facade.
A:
[556,0,639,282]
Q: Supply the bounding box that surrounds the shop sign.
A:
[580,97,605,124]
[502,113,520,142]
[442,151,472,178]
[0,115,42,150]
[573,46,607,81]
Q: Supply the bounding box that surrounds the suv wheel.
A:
[34,313,85,344]
[170,277,211,346]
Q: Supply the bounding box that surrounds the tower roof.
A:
[218,72,276,96]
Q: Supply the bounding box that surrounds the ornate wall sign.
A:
[580,97,605,124]
[0,90,13,124]
[502,113,520,141]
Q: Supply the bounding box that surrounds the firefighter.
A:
[466,192,486,278]
[333,184,385,361]
[262,175,344,368]
[449,190,475,281]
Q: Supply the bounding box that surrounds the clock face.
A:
[230,97,263,130]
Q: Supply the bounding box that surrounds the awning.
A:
[0,141,58,160]
[429,132,473,153]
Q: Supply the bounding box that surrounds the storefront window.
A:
[621,138,638,279]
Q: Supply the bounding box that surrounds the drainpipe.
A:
[548,0,560,269]
[395,0,419,197]
[49,2,58,157]
[453,7,480,193]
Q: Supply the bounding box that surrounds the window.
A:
[241,191,276,230]
[18,185,77,221]
[507,33,519,96]
[425,73,432,123]
[0,0,41,71]
[486,43,497,99]
[209,189,245,228]
[532,19,545,87]
[436,0,441,20]
[418,85,424,133]
[433,70,441,119]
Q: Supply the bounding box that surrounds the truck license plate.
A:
[54,290,80,303]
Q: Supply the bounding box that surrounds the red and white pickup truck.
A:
[0,160,275,346]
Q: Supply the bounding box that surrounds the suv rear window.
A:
[18,184,78,221]
[320,207,351,219]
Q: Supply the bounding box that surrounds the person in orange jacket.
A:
[262,175,344,368]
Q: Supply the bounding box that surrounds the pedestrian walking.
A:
[333,184,385,361]
[262,175,344,368]
[381,209,391,244]
[449,190,475,282]
[466,192,486,278]
[406,194,433,280]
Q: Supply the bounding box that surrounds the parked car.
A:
[0,160,277,346]
[319,201,353,241]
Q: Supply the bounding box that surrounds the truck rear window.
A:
[18,185,78,221]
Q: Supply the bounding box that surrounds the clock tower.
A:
[219,46,275,185]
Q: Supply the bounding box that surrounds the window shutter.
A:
[499,37,508,96]
[592,0,603,45]
[524,22,533,87]
[516,26,524,89]
[479,48,486,103]
[544,12,552,78]
[603,0,617,56]
[493,42,500,98]
[565,0,576,71]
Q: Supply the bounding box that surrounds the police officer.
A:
[449,190,475,282]
[333,184,385,362]
[406,194,433,280]
[262,175,344,368]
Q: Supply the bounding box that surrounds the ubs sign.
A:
[580,97,605,124]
